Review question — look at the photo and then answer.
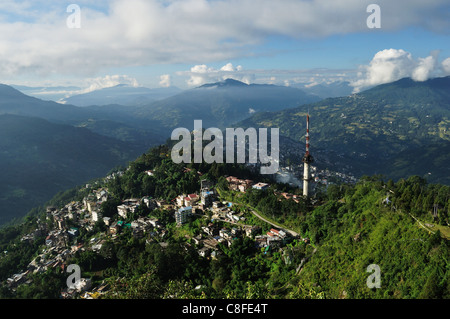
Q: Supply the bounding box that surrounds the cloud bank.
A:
[351,49,447,92]
[442,57,450,74]
[82,75,139,92]
[178,63,254,87]
[159,74,171,88]
[52,74,141,100]
[0,0,448,78]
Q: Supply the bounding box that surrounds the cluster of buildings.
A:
[4,166,310,298]
[8,207,87,292]
[174,179,217,226]
[314,169,357,185]
[187,218,295,259]
[173,182,248,227]
[225,176,270,192]
[227,175,303,204]
[189,223,263,258]
[170,178,297,258]
[6,184,170,297]
[274,191,302,203]
[254,228,291,250]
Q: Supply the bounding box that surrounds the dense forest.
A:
[0,145,448,299]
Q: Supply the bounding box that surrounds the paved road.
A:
[215,190,301,238]
[249,208,299,237]
[409,213,436,234]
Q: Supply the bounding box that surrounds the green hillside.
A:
[0,145,447,299]
[239,76,450,184]
[0,114,140,225]
[290,176,449,298]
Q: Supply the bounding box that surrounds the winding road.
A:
[249,208,299,237]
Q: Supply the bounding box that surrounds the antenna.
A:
[305,113,310,156]
[302,113,314,197]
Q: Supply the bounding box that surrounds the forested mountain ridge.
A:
[239,76,450,184]
[62,84,182,107]
[0,114,141,225]
[131,78,321,133]
[0,83,166,146]
[0,79,318,225]
[0,145,447,299]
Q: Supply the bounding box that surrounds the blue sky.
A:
[0,0,449,95]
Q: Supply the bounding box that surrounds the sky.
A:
[0,0,449,97]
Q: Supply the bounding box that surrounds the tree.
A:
[142,175,156,195]
[419,269,443,299]
[327,184,341,201]
[101,198,121,218]
[104,269,163,299]
[216,176,229,191]
[15,270,65,299]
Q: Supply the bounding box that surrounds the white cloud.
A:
[159,74,171,88]
[190,64,215,74]
[304,81,319,88]
[82,75,139,93]
[412,53,439,82]
[220,63,235,72]
[0,0,448,78]
[351,49,444,92]
[52,74,140,99]
[442,57,450,74]
[180,63,253,87]
[173,64,359,88]
[16,74,140,101]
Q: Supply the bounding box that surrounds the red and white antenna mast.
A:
[305,114,310,156]
[302,113,314,197]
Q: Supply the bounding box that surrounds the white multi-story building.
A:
[91,211,102,223]
[117,205,129,218]
[175,206,192,225]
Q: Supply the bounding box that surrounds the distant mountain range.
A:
[131,78,322,132]
[294,81,354,99]
[1,79,320,144]
[0,84,166,147]
[61,84,182,106]
[0,76,448,225]
[13,80,350,106]
[10,84,82,102]
[0,79,319,224]
[0,85,169,224]
[11,84,182,106]
[239,76,450,184]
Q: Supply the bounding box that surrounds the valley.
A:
[0,76,449,225]
[1,0,449,305]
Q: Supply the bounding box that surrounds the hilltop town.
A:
[1,144,448,301]
[4,167,310,299]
